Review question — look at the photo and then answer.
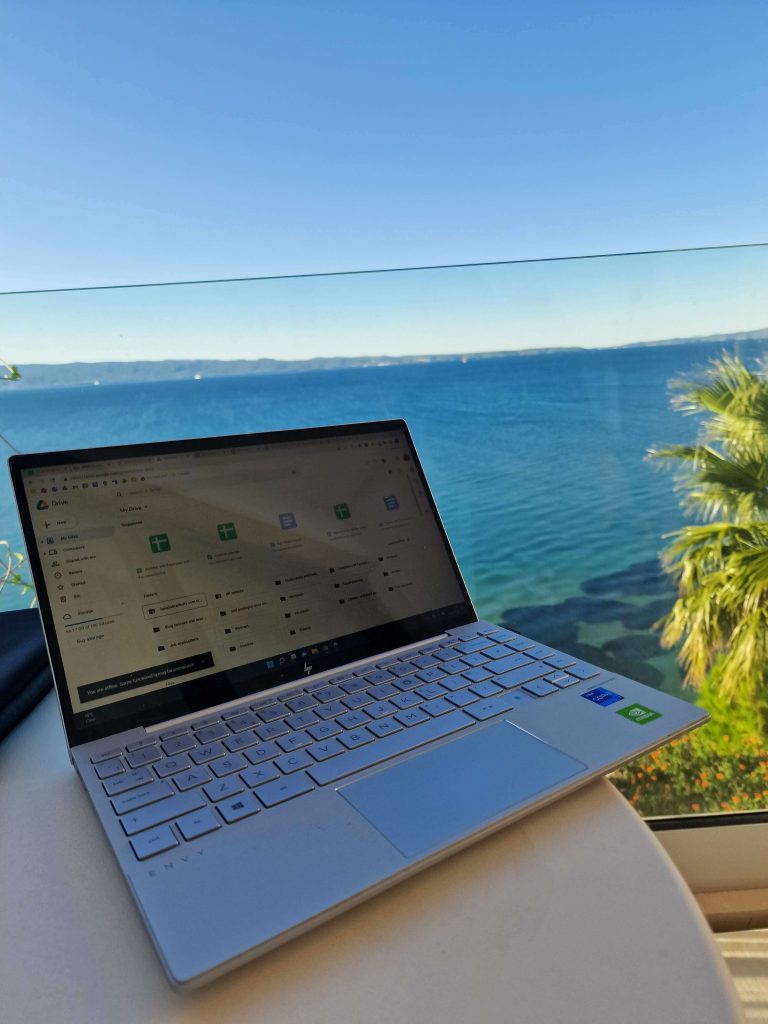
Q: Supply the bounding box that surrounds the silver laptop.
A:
[9,419,707,989]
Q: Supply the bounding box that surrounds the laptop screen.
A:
[11,421,475,746]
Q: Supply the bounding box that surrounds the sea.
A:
[3,338,766,699]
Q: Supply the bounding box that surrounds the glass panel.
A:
[2,243,767,818]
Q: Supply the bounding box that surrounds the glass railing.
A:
[2,242,767,819]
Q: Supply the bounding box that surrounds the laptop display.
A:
[13,421,473,745]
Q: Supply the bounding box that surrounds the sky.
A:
[1,1,767,361]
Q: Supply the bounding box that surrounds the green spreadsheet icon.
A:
[334,503,351,520]
[217,522,238,541]
[148,533,171,554]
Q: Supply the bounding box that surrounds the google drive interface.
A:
[22,428,466,722]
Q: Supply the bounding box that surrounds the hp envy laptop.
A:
[9,419,707,988]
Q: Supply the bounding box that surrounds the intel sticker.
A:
[582,687,624,707]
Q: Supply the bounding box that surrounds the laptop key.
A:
[487,653,533,676]
[336,710,371,730]
[483,644,515,660]
[461,666,493,683]
[338,729,373,749]
[176,807,221,841]
[285,693,319,713]
[551,673,578,688]
[159,725,192,741]
[567,661,600,680]
[544,652,577,670]
[341,692,372,710]
[443,659,470,675]
[307,720,342,740]
[244,741,281,764]
[415,682,446,700]
[365,700,397,720]
[241,762,281,787]
[521,678,559,697]
[313,685,345,703]
[391,690,422,709]
[367,682,399,700]
[275,751,313,774]
[161,734,197,756]
[453,638,492,655]
[307,709,474,786]
[126,737,158,752]
[306,738,345,760]
[210,753,248,777]
[411,655,438,669]
[392,675,421,691]
[125,746,161,769]
[227,712,261,733]
[338,677,368,694]
[363,670,395,686]
[121,790,206,836]
[315,699,347,719]
[154,753,193,778]
[90,747,123,764]
[491,662,551,689]
[438,674,471,692]
[194,723,229,743]
[525,644,556,661]
[416,667,446,683]
[422,697,453,717]
[223,731,260,753]
[204,776,245,802]
[367,716,404,738]
[217,792,261,824]
[486,628,518,642]
[190,742,226,764]
[433,647,465,662]
[445,688,479,708]
[256,721,290,741]
[112,780,174,815]
[276,731,311,753]
[130,825,178,861]
[254,772,314,808]
[174,766,213,791]
[468,681,503,698]
[94,757,125,779]
[388,662,416,677]
[394,708,430,727]
[103,766,153,796]
[461,653,490,670]
[285,710,320,730]
[509,637,535,652]
[257,703,290,723]
[465,690,535,721]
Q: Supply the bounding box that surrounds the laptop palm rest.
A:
[340,721,587,859]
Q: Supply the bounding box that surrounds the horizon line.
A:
[12,324,768,369]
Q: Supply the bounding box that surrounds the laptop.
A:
[9,419,707,989]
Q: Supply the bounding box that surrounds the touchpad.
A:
[340,721,586,859]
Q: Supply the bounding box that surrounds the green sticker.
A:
[617,703,661,724]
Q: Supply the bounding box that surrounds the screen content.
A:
[21,427,467,727]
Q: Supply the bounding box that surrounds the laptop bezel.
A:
[9,419,477,749]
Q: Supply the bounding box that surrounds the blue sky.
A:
[1,1,767,360]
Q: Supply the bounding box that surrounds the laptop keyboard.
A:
[88,627,599,861]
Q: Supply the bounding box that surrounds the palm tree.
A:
[650,352,768,721]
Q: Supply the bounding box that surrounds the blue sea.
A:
[3,339,765,696]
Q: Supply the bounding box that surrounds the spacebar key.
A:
[307,710,474,786]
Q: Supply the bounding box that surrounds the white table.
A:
[0,692,743,1024]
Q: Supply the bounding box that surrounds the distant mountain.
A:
[8,327,768,389]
